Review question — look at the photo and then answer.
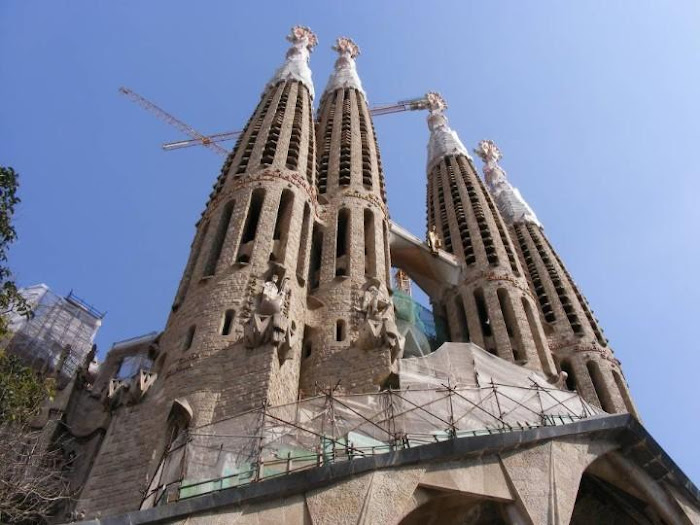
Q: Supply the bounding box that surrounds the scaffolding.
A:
[142,344,600,508]
[3,284,104,379]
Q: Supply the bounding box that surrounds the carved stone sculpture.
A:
[244,275,292,350]
[354,283,405,362]
[427,224,443,254]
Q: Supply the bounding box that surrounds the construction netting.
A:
[393,289,448,356]
[141,343,600,508]
[3,284,103,379]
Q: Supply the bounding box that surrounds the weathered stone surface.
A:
[499,437,616,525]
[420,456,512,501]
[306,473,374,525]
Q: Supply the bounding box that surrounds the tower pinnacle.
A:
[267,25,317,99]
[474,140,540,226]
[323,37,365,96]
[425,92,470,170]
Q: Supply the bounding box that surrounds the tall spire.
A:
[323,37,365,97]
[474,140,541,227]
[267,25,318,99]
[425,92,470,170]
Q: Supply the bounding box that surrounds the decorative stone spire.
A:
[267,25,318,99]
[474,140,541,227]
[425,92,471,170]
[323,37,365,97]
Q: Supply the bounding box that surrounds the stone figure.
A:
[355,283,405,362]
[427,224,443,254]
[245,275,292,349]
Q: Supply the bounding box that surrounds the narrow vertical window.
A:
[296,203,311,280]
[221,310,235,336]
[302,326,313,358]
[454,295,470,342]
[336,320,346,342]
[237,189,265,263]
[203,200,235,277]
[272,190,294,263]
[364,209,376,278]
[560,360,576,391]
[335,209,350,277]
[612,370,635,414]
[174,219,209,307]
[474,288,492,337]
[183,325,196,351]
[498,288,525,362]
[522,297,548,372]
[587,361,615,413]
[309,223,323,290]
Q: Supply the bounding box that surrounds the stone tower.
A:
[474,139,638,417]
[299,38,401,394]
[424,95,556,376]
[73,27,319,514]
[163,25,319,412]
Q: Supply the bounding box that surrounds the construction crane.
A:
[120,87,431,157]
[118,87,230,156]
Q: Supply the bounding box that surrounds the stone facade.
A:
[33,26,697,524]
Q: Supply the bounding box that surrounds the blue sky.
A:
[2,1,699,483]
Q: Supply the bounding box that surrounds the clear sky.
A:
[2,1,699,483]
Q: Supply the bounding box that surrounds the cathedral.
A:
[43,27,699,524]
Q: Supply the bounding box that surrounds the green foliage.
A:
[0,166,30,338]
[0,351,54,425]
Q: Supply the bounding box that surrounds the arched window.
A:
[560,360,576,392]
[335,209,350,277]
[336,320,347,342]
[221,310,235,336]
[203,200,235,277]
[183,325,195,351]
[237,189,265,263]
[612,370,635,414]
[587,360,615,413]
[497,288,525,362]
[308,223,323,290]
[364,209,377,278]
[454,295,470,342]
[271,189,294,263]
[296,203,311,281]
[173,219,209,308]
[522,297,549,372]
[474,288,492,338]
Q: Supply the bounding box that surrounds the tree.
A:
[0,166,30,338]
[0,167,72,524]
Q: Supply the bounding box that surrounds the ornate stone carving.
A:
[425,92,471,170]
[267,26,317,99]
[325,36,365,96]
[333,37,360,58]
[474,139,541,226]
[244,274,294,352]
[427,224,443,254]
[106,370,158,409]
[354,283,405,362]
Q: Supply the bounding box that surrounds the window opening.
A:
[203,200,235,276]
